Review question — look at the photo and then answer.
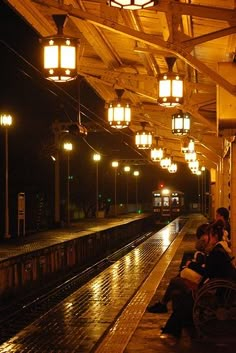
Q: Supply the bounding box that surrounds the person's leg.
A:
[147,276,189,313]
[161,290,194,338]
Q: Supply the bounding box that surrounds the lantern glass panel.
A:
[44,45,58,68]
[61,45,76,68]
[172,79,183,97]
[114,106,124,121]
[159,80,171,97]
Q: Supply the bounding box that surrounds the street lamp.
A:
[133,170,140,212]
[124,166,130,212]
[93,153,101,217]
[63,142,73,225]
[0,114,12,239]
[112,161,119,216]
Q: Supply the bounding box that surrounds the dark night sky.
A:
[0,2,200,234]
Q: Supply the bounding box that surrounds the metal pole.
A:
[114,169,117,216]
[136,177,138,212]
[96,162,99,216]
[4,128,10,238]
[55,148,60,225]
[67,153,70,225]
[126,174,129,212]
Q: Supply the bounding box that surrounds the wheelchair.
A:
[193,279,236,342]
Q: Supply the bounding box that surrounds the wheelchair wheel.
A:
[193,279,236,341]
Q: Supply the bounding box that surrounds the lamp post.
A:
[124,166,130,212]
[93,153,101,217]
[0,114,12,239]
[63,142,73,225]
[112,161,119,216]
[133,170,140,212]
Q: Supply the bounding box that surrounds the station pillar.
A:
[230,141,236,258]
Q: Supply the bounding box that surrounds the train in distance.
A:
[152,188,185,221]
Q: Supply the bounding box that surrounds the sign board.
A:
[18,192,25,236]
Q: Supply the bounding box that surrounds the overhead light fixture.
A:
[157,57,184,107]
[108,89,131,129]
[189,160,199,173]
[42,14,78,82]
[135,122,153,149]
[150,147,164,162]
[150,136,163,161]
[185,151,197,163]
[168,163,177,173]
[107,0,157,10]
[172,112,190,135]
[160,157,172,169]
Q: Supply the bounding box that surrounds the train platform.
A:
[0,213,234,353]
[0,212,149,261]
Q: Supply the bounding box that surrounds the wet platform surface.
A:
[0,214,234,353]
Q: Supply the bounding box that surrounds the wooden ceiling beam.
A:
[8,0,54,36]
[182,26,236,49]
[32,0,236,95]
[155,1,236,22]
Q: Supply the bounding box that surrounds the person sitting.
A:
[215,206,231,241]
[147,223,209,314]
[204,219,235,280]
[160,220,235,339]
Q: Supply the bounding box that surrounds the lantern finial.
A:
[165,57,176,72]
[52,14,67,35]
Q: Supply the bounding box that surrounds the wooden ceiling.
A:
[5,0,236,169]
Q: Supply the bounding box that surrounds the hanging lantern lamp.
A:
[185,151,197,163]
[168,163,177,173]
[135,122,153,149]
[150,147,164,162]
[41,15,78,82]
[158,57,184,107]
[189,160,199,173]
[108,89,131,129]
[160,157,172,169]
[107,0,157,10]
[172,112,190,135]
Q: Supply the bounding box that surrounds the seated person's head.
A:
[196,223,209,240]
[195,223,209,252]
[208,220,225,245]
[216,207,229,222]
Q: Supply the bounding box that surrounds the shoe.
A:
[161,326,181,339]
[147,301,168,313]
[160,332,179,345]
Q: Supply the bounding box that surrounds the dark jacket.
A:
[205,242,236,280]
